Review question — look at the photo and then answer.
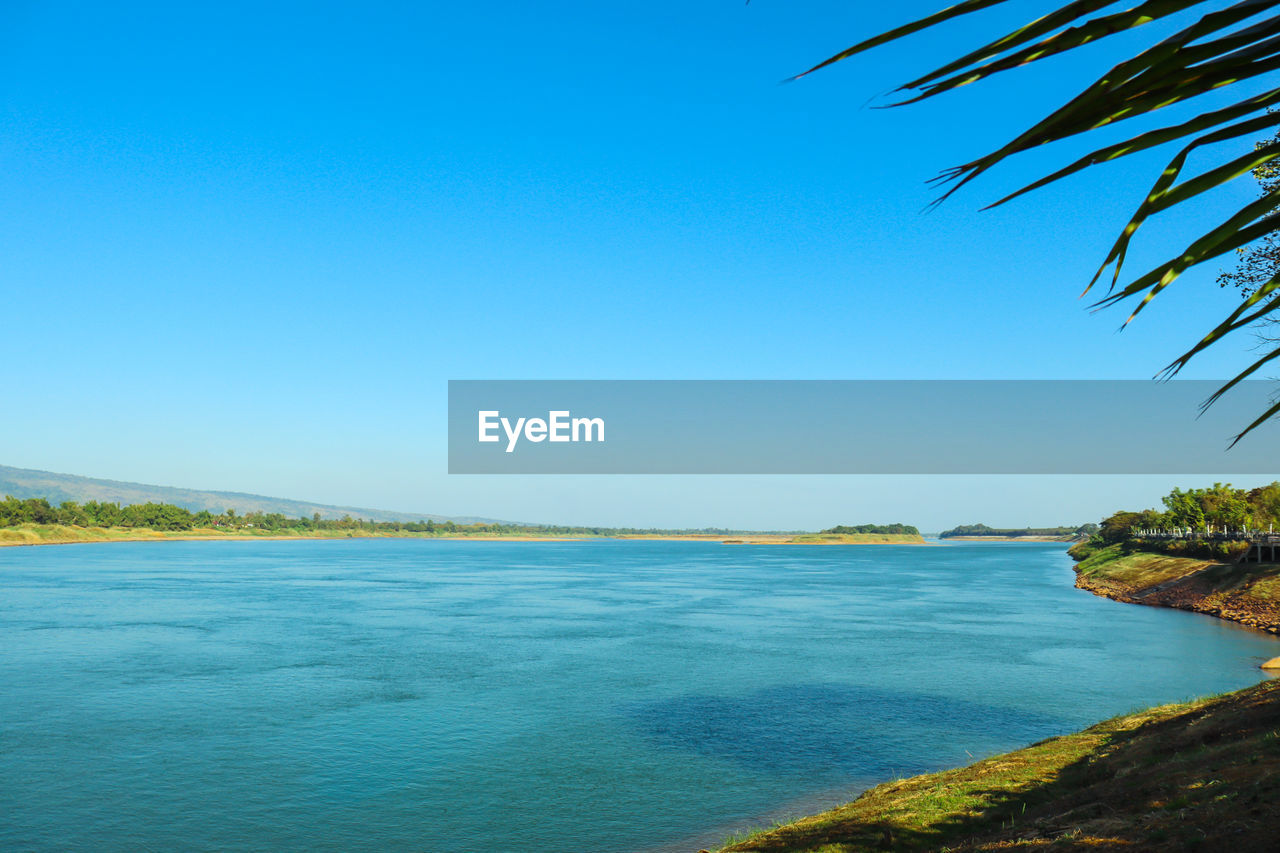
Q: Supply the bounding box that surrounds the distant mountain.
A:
[0,465,508,525]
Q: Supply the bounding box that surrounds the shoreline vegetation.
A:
[938,523,1093,542]
[0,524,596,547]
[1070,545,1280,636]
[941,535,1077,542]
[1063,482,1280,636]
[0,524,930,548]
[0,497,929,548]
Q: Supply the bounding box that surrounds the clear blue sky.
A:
[3,0,1274,529]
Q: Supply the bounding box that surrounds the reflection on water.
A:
[626,682,1064,778]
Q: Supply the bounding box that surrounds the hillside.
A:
[0,464,505,524]
[718,679,1280,852]
[1070,543,1280,635]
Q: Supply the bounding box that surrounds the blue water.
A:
[1,539,1277,852]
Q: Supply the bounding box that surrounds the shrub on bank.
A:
[1069,536,1249,564]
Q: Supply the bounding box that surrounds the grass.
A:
[1074,544,1220,587]
[1201,563,1280,606]
[0,523,585,547]
[0,526,928,548]
[718,679,1280,852]
[786,533,926,545]
[0,524,171,545]
[1074,544,1280,612]
[719,819,808,850]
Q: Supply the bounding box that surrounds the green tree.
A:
[1219,123,1280,299]
[796,1,1280,441]
[1218,121,1280,355]
[83,500,123,527]
[1248,482,1280,528]
[1162,488,1207,530]
[1159,483,1256,530]
[1099,509,1163,543]
[58,501,88,526]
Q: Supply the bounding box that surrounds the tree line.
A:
[822,523,920,536]
[0,496,454,533]
[1079,482,1280,560]
[0,496,779,537]
[938,524,1096,539]
[1095,483,1280,540]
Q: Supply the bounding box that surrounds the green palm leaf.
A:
[986,96,1280,212]
[796,0,1280,440]
[1090,129,1280,294]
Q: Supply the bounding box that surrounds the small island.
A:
[938,522,1095,542]
[786,523,925,545]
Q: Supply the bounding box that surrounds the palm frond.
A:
[796,0,1280,440]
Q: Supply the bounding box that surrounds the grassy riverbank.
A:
[0,525,931,548]
[718,678,1280,852]
[1070,543,1280,635]
[0,523,586,547]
